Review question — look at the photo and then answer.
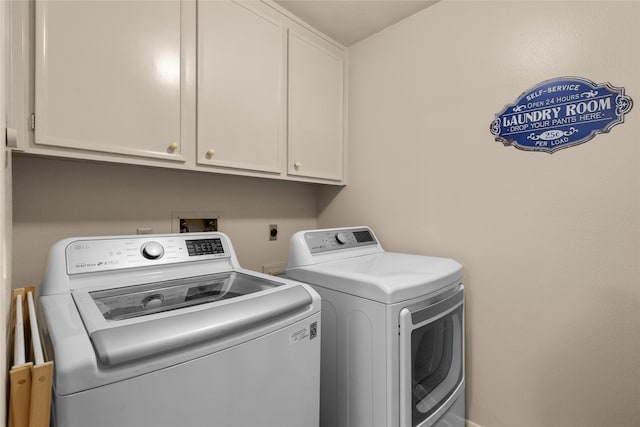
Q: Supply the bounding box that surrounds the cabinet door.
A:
[288,29,345,182]
[197,1,285,174]
[35,1,184,161]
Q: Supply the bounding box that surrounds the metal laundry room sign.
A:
[490,77,633,153]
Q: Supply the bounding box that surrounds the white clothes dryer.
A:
[38,232,321,427]
[287,226,465,427]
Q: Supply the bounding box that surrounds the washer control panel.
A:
[66,234,229,275]
[304,227,378,254]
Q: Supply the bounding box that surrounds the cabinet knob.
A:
[206,149,215,158]
[168,142,178,152]
[294,162,302,170]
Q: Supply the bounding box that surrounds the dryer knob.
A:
[141,241,165,260]
[335,232,348,244]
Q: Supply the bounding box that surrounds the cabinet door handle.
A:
[294,162,302,170]
[168,142,178,152]
[206,149,215,158]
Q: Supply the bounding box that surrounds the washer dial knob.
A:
[335,232,348,244]
[141,241,165,260]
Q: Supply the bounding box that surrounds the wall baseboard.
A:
[466,420,484,427]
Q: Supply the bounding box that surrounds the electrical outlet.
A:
[269,224,278,241]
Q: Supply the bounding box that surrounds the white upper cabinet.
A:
[22,0,346,184]
[35,1,185,162]
[287,28,345,182]
[197,1,285,174]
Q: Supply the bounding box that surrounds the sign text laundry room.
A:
[490,77,633,153]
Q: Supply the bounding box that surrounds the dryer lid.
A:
[286,251,462,304]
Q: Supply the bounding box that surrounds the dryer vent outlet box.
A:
[172,212,221,233]
[179,218,217,233]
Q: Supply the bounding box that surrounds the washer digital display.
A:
[186,238,224,256]
[353,230,374,243]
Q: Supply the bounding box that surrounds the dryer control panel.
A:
[304,227,378,254]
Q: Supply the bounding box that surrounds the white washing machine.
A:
[287,226,465,427]
[38,232,321,427]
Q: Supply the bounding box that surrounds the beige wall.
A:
[318,1,640,426]
[12,155,317,287]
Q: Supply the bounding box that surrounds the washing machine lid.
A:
[87,271,277,321]
[286,251,462,304]
[72,271,314,366]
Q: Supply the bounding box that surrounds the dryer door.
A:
[399,285,464,427]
